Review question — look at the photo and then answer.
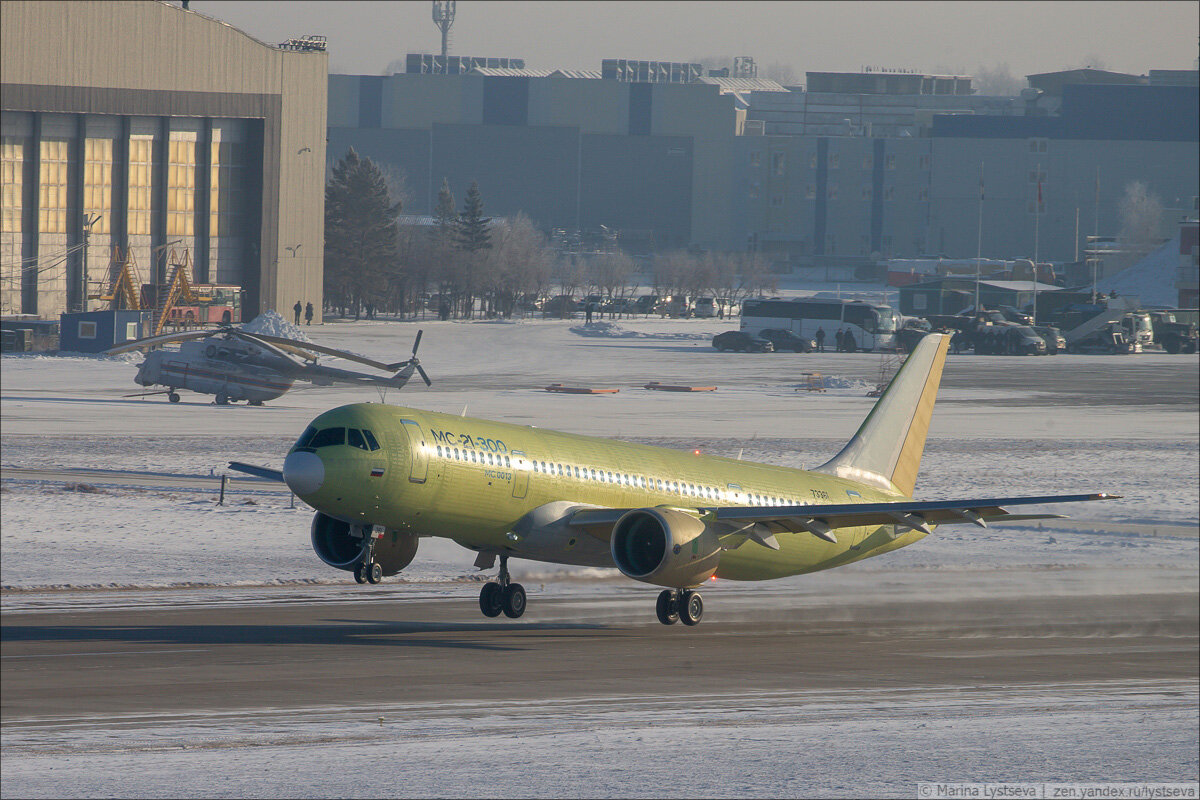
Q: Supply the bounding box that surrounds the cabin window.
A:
[309,427,346,448]
[347,429,369,451]
[361,430,381,451]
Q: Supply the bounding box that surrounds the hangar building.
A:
[1,0,327,322]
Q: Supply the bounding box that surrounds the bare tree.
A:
[1118,180,1165,263]
[972,63,1024,96]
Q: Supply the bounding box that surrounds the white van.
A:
[693,297,716,318]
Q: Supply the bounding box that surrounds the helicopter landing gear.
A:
[355,525,384,585]
[479,554,525,619]
[655,589,704,626]
[248,399,263,406]
[167,392,180,403]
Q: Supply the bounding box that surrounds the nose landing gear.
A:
[479,554,526,619]
[656,588,704,626]
[354,525,385,585]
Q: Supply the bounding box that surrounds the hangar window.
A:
[309,428,346,448]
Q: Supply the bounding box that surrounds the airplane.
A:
[230,333,1116,625]
[106,327,431,405]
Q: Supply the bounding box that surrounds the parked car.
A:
[633,294,661,315]
[693,297,717,318]
[974,324,1047,355]
[758,328,816,353]
[1032,324,1067,354]
[543,295,579,318]
[712,331,774,353]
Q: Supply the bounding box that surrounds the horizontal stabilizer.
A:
[228,461,285,483]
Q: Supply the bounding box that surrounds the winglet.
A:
[814,333,951,496]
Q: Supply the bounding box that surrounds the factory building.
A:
[1,0,327,322]
[328,61,1196,274]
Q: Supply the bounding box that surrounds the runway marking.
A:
[1,648,210,659]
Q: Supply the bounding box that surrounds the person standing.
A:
[304,302,314,326]
[834,328,844,352]
[585,301,594,324]
[843,329,856,353]
[293,300,302,325]
[815,327,826,352]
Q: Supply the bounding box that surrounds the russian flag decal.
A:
[370,467,385,478]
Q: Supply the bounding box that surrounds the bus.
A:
[740,297,899,352]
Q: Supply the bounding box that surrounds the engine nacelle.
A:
[310,512,418,576]
[610,507,722,588]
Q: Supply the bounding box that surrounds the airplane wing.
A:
[566,493,1119,547]
[228,461,285,482]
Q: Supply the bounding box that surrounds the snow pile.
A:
[570,322,712,340]
[240,310,312,343]
[1096,234,1180,308]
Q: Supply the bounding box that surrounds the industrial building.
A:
[328,60,1198,275]
[1,0,327,323]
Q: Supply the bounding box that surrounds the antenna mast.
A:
[432,0,455,58]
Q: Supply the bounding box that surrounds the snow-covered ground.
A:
[2,313,1197,797]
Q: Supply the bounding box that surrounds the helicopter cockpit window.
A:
[295,426,318,450]
[309,427,346,448]
[347,429,369,451]
[361,430,381,451]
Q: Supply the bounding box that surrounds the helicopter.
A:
[105,326,431,405]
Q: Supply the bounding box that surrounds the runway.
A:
[4,585,1196,719]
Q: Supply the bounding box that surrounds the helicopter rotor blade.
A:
[412,329,423,355]
[415,363,432,387]
[104,328,218,355]
[237,331,397,372]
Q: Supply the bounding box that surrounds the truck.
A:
[1148,310,1199,354]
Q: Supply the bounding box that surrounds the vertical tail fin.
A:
[814,333,951,497]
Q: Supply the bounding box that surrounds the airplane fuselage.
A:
[286,402,927,582]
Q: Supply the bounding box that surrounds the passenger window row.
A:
[433,445,799,507]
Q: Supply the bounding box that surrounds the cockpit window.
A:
[309,427,346,448]
[362,429,380,451]
[347,429,368,450]
[295,426,318,449]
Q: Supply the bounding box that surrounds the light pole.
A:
[80,213,101,312]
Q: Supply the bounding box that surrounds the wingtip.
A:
[1093,492,1122,500]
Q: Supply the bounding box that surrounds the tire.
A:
[479,582,503,617]
[354,563,367,584]
[656,590,679,625]
[367,562,383,584]
[168,392,180,403]
[679,591,703,626]
[205,344,217,358]
[215,393,229,405]
[1164,338,1181,354]
[502,583,526,619]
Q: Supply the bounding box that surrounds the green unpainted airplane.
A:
[231,333,1116,626]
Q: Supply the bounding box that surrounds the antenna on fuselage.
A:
[460,404,468,417]
[737,447,744,460]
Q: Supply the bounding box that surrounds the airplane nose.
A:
[283,450,325,496]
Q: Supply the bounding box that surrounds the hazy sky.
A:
[195,0,1198,80]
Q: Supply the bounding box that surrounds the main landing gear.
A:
[354,525,384,585]
[479,555,526,619]
[656,588,704,626]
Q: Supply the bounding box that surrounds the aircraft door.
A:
[399,419,429,484]
[510,450,529,499]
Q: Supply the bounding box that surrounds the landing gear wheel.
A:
[656,589,679,625]
[502,583,526,619]
[354,563,367,584]
[167,392,180,403]
[366,561,383,584]
[678,590,704,626]
[215,393,229,405]
[479,582,504,617]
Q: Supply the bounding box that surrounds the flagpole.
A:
[975,162,983,313]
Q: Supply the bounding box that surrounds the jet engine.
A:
[310,512,418,576]
[610,507,722,588]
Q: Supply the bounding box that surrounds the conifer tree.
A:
[324,148,401,318]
